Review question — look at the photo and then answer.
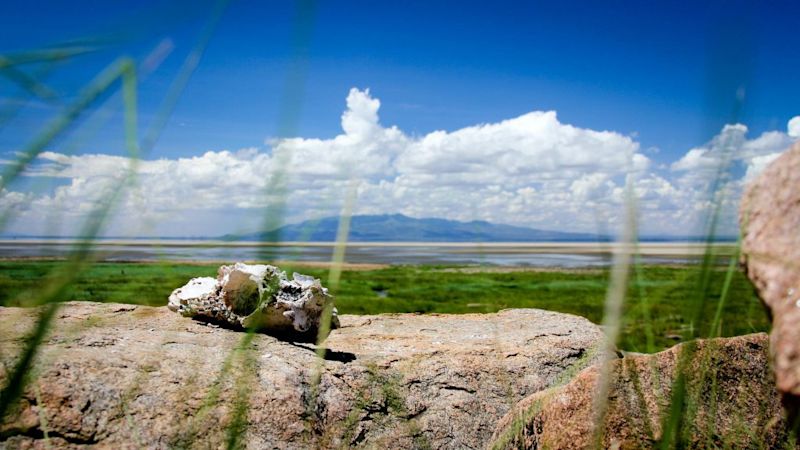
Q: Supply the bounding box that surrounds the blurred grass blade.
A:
[225,335,258,450]
[0,45,97,69]
[0,66,59,102]
[54,39,174,160]
[305,177,357,432]
[0,60,138,423]
[709,239,741,337]
[318,178,358,349]
[139,0,230,156]
[632,250,656,353]
[0,57,136,194]
[658,93,743,449]
[0,57,65,129]
[257,0,317,250]
[591,172,637,447]
[0,302,59,421]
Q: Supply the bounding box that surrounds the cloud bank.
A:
[1,88,798,237]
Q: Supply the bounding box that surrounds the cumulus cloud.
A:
[745,153,782,182]
[395,110,644,185]
[664,116,799,235]
[673,119,797,188]
[271,89,408,181]
[671,119,795,178]
[0,88,797,237]
[789,116,800,138]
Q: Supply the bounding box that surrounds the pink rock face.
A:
[741,141,800,399]
[491,334,788,450]
[0,302,604,449]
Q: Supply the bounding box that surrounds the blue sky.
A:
[1,1,799,237]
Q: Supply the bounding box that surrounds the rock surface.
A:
[0,302,603,449]
[168,263,339,341]
[741,142,800,402]
[491,333,791,449]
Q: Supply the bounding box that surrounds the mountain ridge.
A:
[222,214,605,242]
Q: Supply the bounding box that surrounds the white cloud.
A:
[670,118,796,184]
[671,148,717,172]
[671,117,797,178]
[745,152,782,182]
[663,115,799,236]
[788,116,800,138]
[671,124,748,172]
[271,88,408,181]
[0,88,797,237]
[570,173,613,202]
[395,110,644,185]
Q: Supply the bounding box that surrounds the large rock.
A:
[0,302,603,449]
[741,142,800,403]
[168,263,339,341]
[490,333,791,449]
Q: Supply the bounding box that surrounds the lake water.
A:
[0,240,726,267]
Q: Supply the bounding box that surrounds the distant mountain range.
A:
[222,214,605,242]
[0,214,736,242]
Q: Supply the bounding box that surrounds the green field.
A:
[0,260,770,352]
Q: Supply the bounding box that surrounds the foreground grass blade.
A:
[0,57,136,199]
[0,65,59,102]
[0,302,59,421]
[0,46,97,69]
[304,177,357,435]
[658,107,740,449]
[0,61,138,422]
[591,173,637,447]
[257,0,317,249]
[318,178,358,349]
[139,0,229,156]
[0,56,67,130]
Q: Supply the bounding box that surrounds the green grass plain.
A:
[0,260,770,352]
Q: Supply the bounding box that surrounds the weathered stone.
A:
[741,142,800,403]
[0,302,603,449]
[168,263,339,340]
[491,333,792,449]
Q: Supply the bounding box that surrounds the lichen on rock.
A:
[168,262,339,339]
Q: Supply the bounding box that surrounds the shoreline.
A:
[0,257,391,271]
[0,241,735,267]
[0,239,736,253]
[0,257,719,272]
